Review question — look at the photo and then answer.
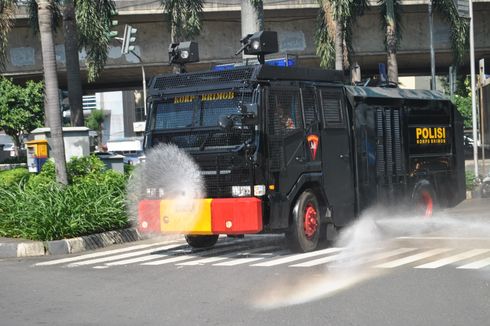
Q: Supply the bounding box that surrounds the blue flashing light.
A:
[265,58,296,67]
[212,57,296,71]
[212,64,236,71]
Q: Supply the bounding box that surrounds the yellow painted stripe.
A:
[159,198,213,234]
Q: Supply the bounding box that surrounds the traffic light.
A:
[121,24,137,54]
[108,21,118,38]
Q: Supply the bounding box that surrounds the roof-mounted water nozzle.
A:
[235,31,278,64]
[169,41,199,73]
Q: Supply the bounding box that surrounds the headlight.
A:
[232,186,251,197]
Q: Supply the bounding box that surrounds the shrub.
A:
[0,168,30,189]
[466,170,477,191]
[0,155,129,241]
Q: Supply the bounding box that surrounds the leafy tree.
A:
[453,77,472,128]
[0,77,44,156]
[316,0,367,70]
[0,0,116,127]
[160,0,203,43]
[86,109,105,149]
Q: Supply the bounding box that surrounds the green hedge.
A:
[0,156,130,241]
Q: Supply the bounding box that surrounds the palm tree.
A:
[160,0,203,43]
[63,0,116,126]
[38,0,68,185]
[315,0,368,71]
[1,0,116,127]
[249,0,264,31]
[379,0,469,84]
[379,0,401,83]
[432,0,469,65]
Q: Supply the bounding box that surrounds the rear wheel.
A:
[412,183,436,218]
[286,190,321,252]
[185,235,219,248]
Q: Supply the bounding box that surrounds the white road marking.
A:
[101,254,170,266]
[397,236,490,241]
[374,248,452,268]
[177,256,229,265]
[251,247,342,267]
[213,248,289,266]
[363,248,418,263]
[290,247,379,267]
[415,249,490,269]
[141,244,249,266]
[457,257,490,269]
[67,243,184,267]
[35,240,182,266]
[142,255,197,265]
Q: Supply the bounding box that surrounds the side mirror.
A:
[218,115,233,130]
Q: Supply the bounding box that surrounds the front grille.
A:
[193,154,252,198]
[152,129,253,149]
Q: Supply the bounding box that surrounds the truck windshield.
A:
[153,91,253,130]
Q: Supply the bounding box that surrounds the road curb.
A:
[0,228,141,258]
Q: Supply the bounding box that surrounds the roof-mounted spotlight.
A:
[235,31,278,64]
[168,41,199,73]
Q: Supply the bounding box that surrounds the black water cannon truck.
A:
[138,31,466,252]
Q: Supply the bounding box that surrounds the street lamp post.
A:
[469,0,479,177]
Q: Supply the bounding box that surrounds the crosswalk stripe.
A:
[102,254,169,266]
[251,247,342,267]
[177,256,229,265]
[363,248,417,264]
[374,248,452,268]
[140,244,250,266]
[213,257,265,266]
[142,255,197,265]
[457,256,490,269]
[290,247,379,267]
[35,240,182,266]
[213,248,290,266]
[415,249,490,269]
[67,243,184,267]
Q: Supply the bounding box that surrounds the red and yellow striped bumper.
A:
[138,197,263,235]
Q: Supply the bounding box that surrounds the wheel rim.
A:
[420,191,433,218]
[303,203,318,239]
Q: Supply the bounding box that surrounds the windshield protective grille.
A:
[152,67,256,91]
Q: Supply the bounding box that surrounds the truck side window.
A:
[268,89,303,135]
[320,89,343,127]
[302,87,317,127]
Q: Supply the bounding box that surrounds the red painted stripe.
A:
[211,197,263,234]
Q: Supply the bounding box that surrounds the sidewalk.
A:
[0,228,141,258]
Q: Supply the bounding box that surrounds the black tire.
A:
[286,190,321,253]
[185,235,219,248]
[412,182,437,218]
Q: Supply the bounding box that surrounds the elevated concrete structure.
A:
[2,0,490,91]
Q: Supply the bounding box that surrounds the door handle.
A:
[339,153,350,160]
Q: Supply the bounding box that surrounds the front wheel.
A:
[286,190,321,253]
[185,235,219,248]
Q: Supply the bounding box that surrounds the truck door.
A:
[266,86,306,195]
[319,87,356,226]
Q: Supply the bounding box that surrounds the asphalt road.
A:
[1,198,490,326]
